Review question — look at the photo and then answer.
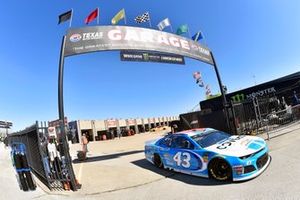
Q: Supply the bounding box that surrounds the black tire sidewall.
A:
[209,158,232,181]
[153,154,163,168]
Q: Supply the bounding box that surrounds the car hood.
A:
[204,135,266,157]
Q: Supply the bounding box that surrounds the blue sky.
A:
[1,0,299,131]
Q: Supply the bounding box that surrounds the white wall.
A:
[143,118,148,124]
[118,119,127,127]
[78,120,92,129]
[136,119,142,125]
[94,120,106,131]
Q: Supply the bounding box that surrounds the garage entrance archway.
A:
[57,25,229,190]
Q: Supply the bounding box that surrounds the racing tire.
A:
[208,158,232,181]
[153,154,164,169]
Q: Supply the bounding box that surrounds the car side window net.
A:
[172,136,194,149]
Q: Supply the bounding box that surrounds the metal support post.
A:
[58,35,78,191]
[210,51,230,132]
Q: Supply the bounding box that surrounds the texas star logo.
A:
[69,34,82,42]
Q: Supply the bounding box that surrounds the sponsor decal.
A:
[69,34,82,42]
[64,26,213,64]
[231,87,276,103]
[202,154,209,163]
[82,32,103,41]
[106,29,200,51]
[247,142,262,150]
[120,50,185,65]
[173,152,191,168]
[190,120,199,125]
[70,32,104,42]
[233,165,244,175]
[241,139,252,146]
[231,93,245,103]
[163,153,171,159]
[246,87,276,99]
[217,135,245,150]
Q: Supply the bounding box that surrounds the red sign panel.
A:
[148,118,154,123]
[48,117,68,127]
[127,119,135,126]
[106,119,117,128]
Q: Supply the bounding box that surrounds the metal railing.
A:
[8,122,51,189]
[8,121,78,191]
[231,97,300,139]
[265,104,300,140]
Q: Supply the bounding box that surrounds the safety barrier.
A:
[265,104,300,139]
[231,96,300,139]
[8,121,78,191]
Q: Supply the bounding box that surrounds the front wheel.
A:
[153,154,164,168]
[209,158,232,181]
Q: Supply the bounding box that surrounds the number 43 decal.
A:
[173,152,191,168]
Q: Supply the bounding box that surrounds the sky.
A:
[0,0,300,131]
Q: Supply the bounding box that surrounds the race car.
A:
[144,128,270,181]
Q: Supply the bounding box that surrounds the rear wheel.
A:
[209,158,232,181]
[153,154,164,168]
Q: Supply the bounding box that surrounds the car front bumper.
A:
[233,154,271,181]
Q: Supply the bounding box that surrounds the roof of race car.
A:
[174,128,216,137]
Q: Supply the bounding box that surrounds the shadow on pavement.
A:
[73,150,144,164]
[132,159,232,186]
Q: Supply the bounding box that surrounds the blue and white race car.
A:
[145,128,270,181]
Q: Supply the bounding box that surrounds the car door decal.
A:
[173,152,191,168]
[172,150,207,172]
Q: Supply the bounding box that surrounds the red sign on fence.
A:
[48,117,68,127]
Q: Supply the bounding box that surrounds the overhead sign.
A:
[0,121,13,128]
[120,50,185,65]
[64,26,213,65]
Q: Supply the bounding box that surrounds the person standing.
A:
[172,124,178,133]
[292,91,300,106]
[281,96,287,110]
[117,129,121,139]
[110,129,115,140]
[81,133,88,153]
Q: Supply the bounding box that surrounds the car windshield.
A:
[191,130,230,148]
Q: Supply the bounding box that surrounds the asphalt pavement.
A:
[1,124,300,200]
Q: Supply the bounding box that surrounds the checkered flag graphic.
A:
[205,85,212,96]
[134,12,150,24]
